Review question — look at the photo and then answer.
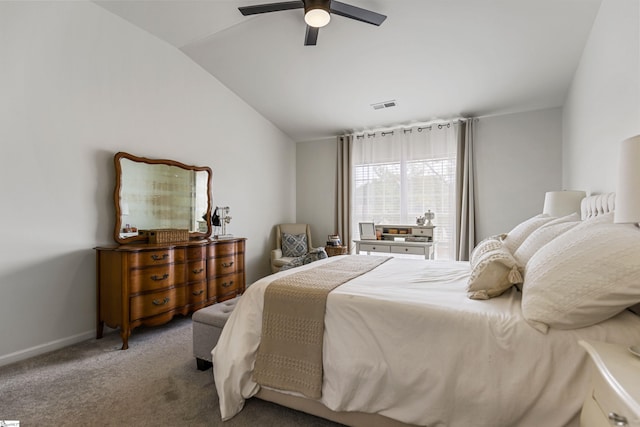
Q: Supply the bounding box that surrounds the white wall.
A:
[474,108,563,239]
[296,138,337,247]
[0,1,295,365]
[563,0,640,193]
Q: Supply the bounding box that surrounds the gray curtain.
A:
[336,135,353,251]
[455,119,476,261]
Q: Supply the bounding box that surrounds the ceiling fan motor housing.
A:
[304,0,331,15]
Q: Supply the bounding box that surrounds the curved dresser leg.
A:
[120,329,130,350]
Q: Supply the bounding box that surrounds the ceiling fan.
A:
[238,0,387,46]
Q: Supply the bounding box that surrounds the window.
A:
[351,124,458,260]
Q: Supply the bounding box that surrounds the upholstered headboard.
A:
[581,193,615,220]
[578,192,640,316]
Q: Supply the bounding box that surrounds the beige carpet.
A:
[0,316,343,426]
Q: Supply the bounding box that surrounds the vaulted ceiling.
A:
[95,0,602,141]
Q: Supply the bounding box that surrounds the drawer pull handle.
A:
[192,268,204,274]
[192,290,204,296]
[372,247,376,250]
[608,413,628,426]
[151,273,169,281]
[152,297,170,306]
[222,261,234,268]
[151,254,169,261]
[222,281,234,288]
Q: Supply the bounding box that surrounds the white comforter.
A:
[213,256,640,426]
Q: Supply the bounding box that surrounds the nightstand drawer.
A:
[359,243,390,253]
[581,390,610,427]
[580,340,640,427]
[590,369,638,427]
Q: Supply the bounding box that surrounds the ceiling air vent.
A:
[372,100,397,110]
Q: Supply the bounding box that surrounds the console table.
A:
[355,224,436,260]
[354,239,435,260]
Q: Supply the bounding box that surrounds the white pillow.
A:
[521,220,640,333]
[502,214,555,254]
[513,213,580,267]
[467,242,522,300]
[470,234,506,267]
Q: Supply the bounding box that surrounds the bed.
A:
[212,193,640,427]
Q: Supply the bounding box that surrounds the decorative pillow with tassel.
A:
[469,234,507,266]
[467,242,523,300]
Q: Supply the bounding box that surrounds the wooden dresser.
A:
[96,237,246,349]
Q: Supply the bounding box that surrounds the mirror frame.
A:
[113,151,213,244]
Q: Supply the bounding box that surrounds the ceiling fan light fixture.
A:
[305,9,330,27]
[304,0,331,28]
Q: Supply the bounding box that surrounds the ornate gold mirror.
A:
[113,152,213,244]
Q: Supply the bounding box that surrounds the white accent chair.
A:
[271,223,314,273]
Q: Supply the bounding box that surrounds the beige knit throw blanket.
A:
[253,256,391,399]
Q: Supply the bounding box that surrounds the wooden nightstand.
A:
[324,245,348,257]
[579,340,640,427]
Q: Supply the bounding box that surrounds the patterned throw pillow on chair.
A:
[281,233,308,257]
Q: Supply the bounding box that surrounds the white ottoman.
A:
[192,297,240,370]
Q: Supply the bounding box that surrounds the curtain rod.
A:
[352,118,467,139]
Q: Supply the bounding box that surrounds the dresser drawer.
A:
[130,288,186,321]
[208,273,243,298]
[359,243,390,253]
[391,245,425,255]
[208,241,243,258]
[129,249,185,267]
[188,281,207,306]
[188,260,206,282]
[129,264,185,293]
[186,245,206,260]
[208,254,243,278]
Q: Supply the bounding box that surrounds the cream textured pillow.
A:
[470,234,506,266]
[467,242,523,300]
[502,214,555,254]
[522,221,640,333]
[513,213,580,267]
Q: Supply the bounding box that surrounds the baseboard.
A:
[0,330,95,368]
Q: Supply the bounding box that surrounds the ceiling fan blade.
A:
[304,25,319,46]
[238,1,303,16]
[330,1,386,26]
